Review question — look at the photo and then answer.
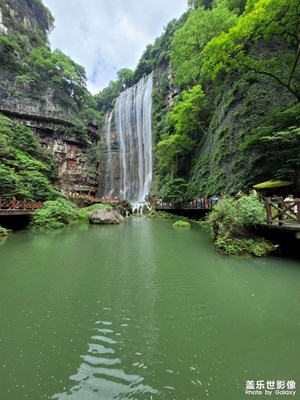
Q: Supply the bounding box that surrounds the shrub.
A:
[148,210,174,219]
[0,226,8,236]
[215,236,276,257]
[30,198,77,231]
[173,220,191,229]
[207,195,276,256]
[208,195,265,239]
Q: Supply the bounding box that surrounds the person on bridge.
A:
[212,195,219,206]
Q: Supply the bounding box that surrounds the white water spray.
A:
[104,73,153,202]
[104,111,114,197]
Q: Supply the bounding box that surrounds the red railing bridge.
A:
[0,197,43,215]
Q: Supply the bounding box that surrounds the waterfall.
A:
[104,111,114,197]
[104,73,153,202]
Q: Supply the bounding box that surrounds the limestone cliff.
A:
[0,0,52,36]
[0,0,99,196]
[188,40,300,196]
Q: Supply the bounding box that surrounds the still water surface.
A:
[0,217,299,400]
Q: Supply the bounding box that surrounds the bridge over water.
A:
[0,198,43,216]
[155,201,212,220]
[156,198,300,235]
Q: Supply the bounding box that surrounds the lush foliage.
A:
[30,198,77,231]
[0,4,89,112]
[2,0,300,207]
[171,1,238,88]
[27,47,88,106]
[0,225,8,236]
[153,0,300,197]
[173,220,191,229]
[207,195,276,256]
[201,0,300,102]
[156,178,189,203]
[147,209,188,220]
[239,103,300,184]
[156,84,211,195]
[0,114,58,200]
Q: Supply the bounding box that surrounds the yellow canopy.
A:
[253,180,293,189]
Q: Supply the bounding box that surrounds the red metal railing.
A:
[83,195,120,204]
[0,197,44,210]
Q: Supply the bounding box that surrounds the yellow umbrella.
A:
[253,180,294,189]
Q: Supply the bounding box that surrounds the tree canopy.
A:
[156,85,210,179]
[201,0,300,102]
[171,0,238,88]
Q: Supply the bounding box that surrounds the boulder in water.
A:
[89,207,124,225]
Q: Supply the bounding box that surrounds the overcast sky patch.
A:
[42,0,188,94]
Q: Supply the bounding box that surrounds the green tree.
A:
[188,0,246,12]
[27,47,88,106]
[188,0,213,9]
[158,178,188,202]
[48,50,88,105]
[95,80,122,112]
[117,68,134,89]
[156,85,210,178]
[9,125,39,156]
[201,0,300,102]
[133,44,153,83]
[171,0,238,87]
[170,85,209,139]
[0,35,23,70]
[157,132,195,177]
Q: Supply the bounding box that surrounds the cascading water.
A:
[104,73,153,203]
[104,111,114,197]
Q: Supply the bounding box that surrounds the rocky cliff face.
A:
[3,113,100,195]
[0,0,52,36]
[0,0,99,197]
[150,40,299,198]
[0,69,78,119]
[189,41,299,196]
[0,0,64,116]
[35,125,99,196]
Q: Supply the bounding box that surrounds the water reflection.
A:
[52,219,160,399]
[52,313,159,400]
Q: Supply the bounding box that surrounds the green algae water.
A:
[0,217,299,400]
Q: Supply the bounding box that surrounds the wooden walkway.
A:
[156,198,300,230]
[0,105,76,127]
[83,195,121,204]
[155,202,211,220]
[0,198,43,215]
[262,198,300,233]
[156,200,212,210]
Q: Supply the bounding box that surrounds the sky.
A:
[42,0,188,94]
